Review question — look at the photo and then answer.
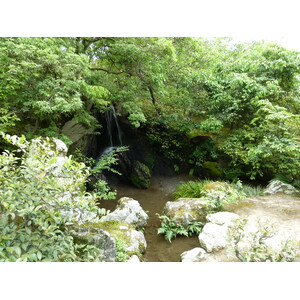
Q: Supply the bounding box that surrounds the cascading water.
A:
[98,105,123,158]
[104,105,123,147]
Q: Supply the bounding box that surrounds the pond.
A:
[100,175,200,262]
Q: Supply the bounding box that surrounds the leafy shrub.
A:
[228,218,298,262]
[0,133,115,262]
[157,214,203,242]
[115,238,129,262]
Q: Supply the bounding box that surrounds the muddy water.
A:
[100,175,200,262]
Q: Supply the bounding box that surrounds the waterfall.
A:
[104,105,123,147]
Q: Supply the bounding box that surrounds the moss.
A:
[75,220,146,257]
[202,161,223,176]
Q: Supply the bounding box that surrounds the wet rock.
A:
[164,198,208,226]
[101,197,148,229]
[198,212,240,253]
[264,180,299,195]
[181,247,208,262]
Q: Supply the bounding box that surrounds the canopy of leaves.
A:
[1,37,299,183]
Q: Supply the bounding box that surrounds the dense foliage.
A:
[0,37,299,262]
[1,37,299,184]
[0,133,118,261]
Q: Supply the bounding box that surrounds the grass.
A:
[235,183,265,197]
[173,179,264,200]
[173,179,213,199]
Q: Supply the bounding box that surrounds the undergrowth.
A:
[156,214,203,243]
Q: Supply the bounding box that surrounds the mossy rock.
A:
[74,220,146,258]
[129,161,151,189]
[164,198,209,226]
[202,161,223,177]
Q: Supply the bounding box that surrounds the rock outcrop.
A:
[264,180,299,195]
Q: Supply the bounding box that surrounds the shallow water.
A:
[100,175,200,262]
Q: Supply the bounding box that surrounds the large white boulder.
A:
[199,212,240,253]
[199,223,229,252]
[101,197,148,229]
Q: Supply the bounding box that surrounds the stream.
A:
[100,174,200,262]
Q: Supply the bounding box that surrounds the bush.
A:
[0,133,114,261]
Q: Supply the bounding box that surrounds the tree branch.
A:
[89,67,124,75]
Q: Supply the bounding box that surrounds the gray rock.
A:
[198,212,241,253]
[72,226,116,262]
[101,197,148,229]
[181,247,208,262]
[62,120,92,144]
[164,198,208,226]
[264,180,299,195]
[90,221,147,257]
